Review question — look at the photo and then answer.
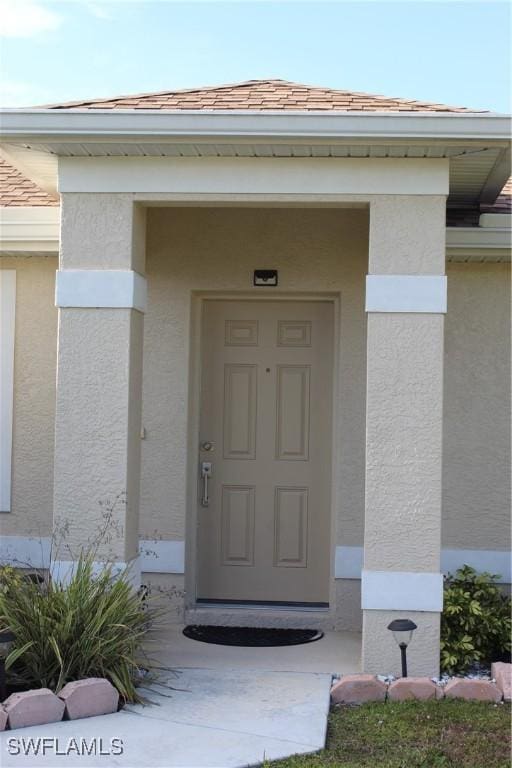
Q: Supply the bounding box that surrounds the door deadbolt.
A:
[201,441,214,452]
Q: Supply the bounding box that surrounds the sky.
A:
[0,0,510,112]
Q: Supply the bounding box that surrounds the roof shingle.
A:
[0,157,59,207]
[0,80,508,210]
[44,79,486,113]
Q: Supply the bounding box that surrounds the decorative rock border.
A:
[331,674,386,704]
[492,662,512,702]
[388,677,439,701]
[0,678,119,731]
[444,678,502,702]
[59,678,119,720]
[3,689,65,730]
[331,664,512,705]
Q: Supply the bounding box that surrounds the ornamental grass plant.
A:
[0,553,157,703]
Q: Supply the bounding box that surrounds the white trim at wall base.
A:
[51,557,141,588]
[362,569,444,612]
[0,536,185,576]
[441,549,512,583]
[365,275,447,313]
[336,545,511,584]
[139,539,185,574]
[1,538,509,585]
[0,535,51,569]
[0,270,16,512]
[55,270,147,313]
[335,545,364,579]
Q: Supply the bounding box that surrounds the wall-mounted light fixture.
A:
[254,270,278,287]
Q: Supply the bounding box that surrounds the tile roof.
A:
[45,79,485,113]
[0,157,59,207]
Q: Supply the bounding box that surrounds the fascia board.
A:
[0,109,510,142]
[445,226,512,249]
[0,206,60,253]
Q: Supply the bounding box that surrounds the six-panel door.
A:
[197,300,333,604]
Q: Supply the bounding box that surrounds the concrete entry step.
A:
[151,624,361,675]
[0,668,333,767]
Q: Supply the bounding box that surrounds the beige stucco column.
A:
[362,195,447,677]
[52,194,146,581]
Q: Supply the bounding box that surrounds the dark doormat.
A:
[183,625,324,647]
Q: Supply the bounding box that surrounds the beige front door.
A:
[197,300,333,605]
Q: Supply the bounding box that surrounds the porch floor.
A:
[148,624,362,675]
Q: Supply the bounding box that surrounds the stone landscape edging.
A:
[0,678,119,731]
[331,664,512,705]
[1,666,509,729]
[491,662,512,702]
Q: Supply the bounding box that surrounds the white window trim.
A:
[0,270,16,512]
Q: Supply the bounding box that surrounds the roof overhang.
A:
[0,206,59,256]
[446,225,511,262]
[0,108,510,205]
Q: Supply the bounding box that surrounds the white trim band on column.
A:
[0,270,16,512]
[55,270,147,313]
[365,275,447,313]
[361,569,444,611]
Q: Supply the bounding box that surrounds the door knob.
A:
[201,441,214,452]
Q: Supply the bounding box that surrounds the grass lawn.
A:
[266,700,511,768]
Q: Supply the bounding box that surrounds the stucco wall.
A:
[0,255,57,538]
[1,221,510,599]
[142,213,511,558]
[141,207,369,554]
[443,262,511,551]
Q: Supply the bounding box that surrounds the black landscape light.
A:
[387,618,417,678]
[0,629,15,701]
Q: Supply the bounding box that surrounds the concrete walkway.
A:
[0,629,361,767]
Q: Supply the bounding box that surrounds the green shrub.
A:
[0,554,157,703]
[441,565,511,675]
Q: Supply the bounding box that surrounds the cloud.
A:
[84,2,113,20]
[0,0,62,38]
